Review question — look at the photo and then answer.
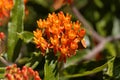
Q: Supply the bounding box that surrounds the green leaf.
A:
[96,13,111,36]
[94,11,100,21]
[94,0,104,8]
[105,43,116,76]
[44,55,59,80]
[64,55,115,79]
[30,0,48,8]
[17,57,30,64]
[25,62,31,67]
[0,67,5,79]
[105,43,116,57]
[64,62,107,78]
[18,31,34,43]
[107,57,115,77]
[7,0,24,61]
[31,61,39,69]
[112,17,120,36]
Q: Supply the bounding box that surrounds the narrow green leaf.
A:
[64,63,107,78]
[107,57,115,76]
[31,61,39,69]
[17,57,30,64]
[18,31,34,43]
[44,56,59,80]
[25,62,31,67]
[96,13,111,36]
[7,0,24,61]
[105,43,116,76]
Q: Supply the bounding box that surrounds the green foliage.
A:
[7,0,25,61]
[30,0,48,8]
[113,58,120,80]
[0,67,5,79]
[64,62,107,78]
[18,31,34,43]
[44,54,59,80]
[104,43,116,77]
[94,0,104,8]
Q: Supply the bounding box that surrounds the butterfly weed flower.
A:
[5,64,41,80]
[0,0,28,26]
[0,0,13,26]
[33,11,86,62]
[0,0,13,17]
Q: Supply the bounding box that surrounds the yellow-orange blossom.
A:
[33,11,86,62]
[0,0,28,26]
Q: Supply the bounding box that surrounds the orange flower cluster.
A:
[0,0,28,26]
[33,11,86,62]
[5,64,41,80]
[0,0,13,26]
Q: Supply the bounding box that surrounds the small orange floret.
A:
[70,41,78,50]
[33,11,86,62]
[68,29,76,40]
[0,32,5,40]
[78,29,86,38]
[61,35,68,45]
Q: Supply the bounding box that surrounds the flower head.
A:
[5,64,41,80]
[0,0,28,26]
[0,0,13,26]
[33,11,86,62]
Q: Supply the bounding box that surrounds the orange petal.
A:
[81,38,86,48]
